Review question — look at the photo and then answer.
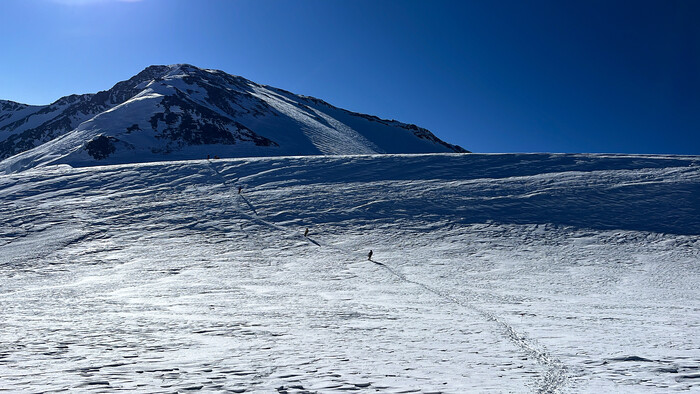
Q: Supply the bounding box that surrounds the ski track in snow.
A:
[209,157,568,392]
[1,153,699,393]
[371,260,568,394]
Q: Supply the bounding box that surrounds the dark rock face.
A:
[0,116,76,160]
[0,100,33,123]
[1,95,108,160]
[404,123,470,153]
[85,135,117,160]
[148,91,277,153]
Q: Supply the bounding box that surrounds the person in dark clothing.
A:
[304,228,309,237]
[367,250,373,261]
[238,186,242,194]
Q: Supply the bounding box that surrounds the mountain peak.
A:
[137,63,202,79]
[0,65,467,172]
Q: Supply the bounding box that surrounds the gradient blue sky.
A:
[1,0,698,153]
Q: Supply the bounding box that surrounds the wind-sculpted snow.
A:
[0,153,699,393]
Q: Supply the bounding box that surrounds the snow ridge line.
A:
[206,163,567,393]
[372,260,567,394]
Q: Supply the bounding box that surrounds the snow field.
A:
[1,153,699,393]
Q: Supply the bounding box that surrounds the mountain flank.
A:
[0,64,467,172]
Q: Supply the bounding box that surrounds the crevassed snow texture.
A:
[1,153,699,393]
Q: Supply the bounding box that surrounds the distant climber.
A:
[304,228,309,237]
[207,154,210,160]
[238,186,242,194]
[367,250,373,261]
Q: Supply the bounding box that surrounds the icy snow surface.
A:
[1,153,699,393]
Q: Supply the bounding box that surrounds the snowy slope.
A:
[0,100,46,132]
[1,153,699,393]
[0,65,177,160]
[0,65,466,173]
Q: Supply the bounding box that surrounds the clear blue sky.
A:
[1,0,698,154]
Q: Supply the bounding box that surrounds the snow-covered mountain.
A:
[0,64,466,172]
[1,153,699,392]
[4,65,699,394]
[0,100,45,131]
